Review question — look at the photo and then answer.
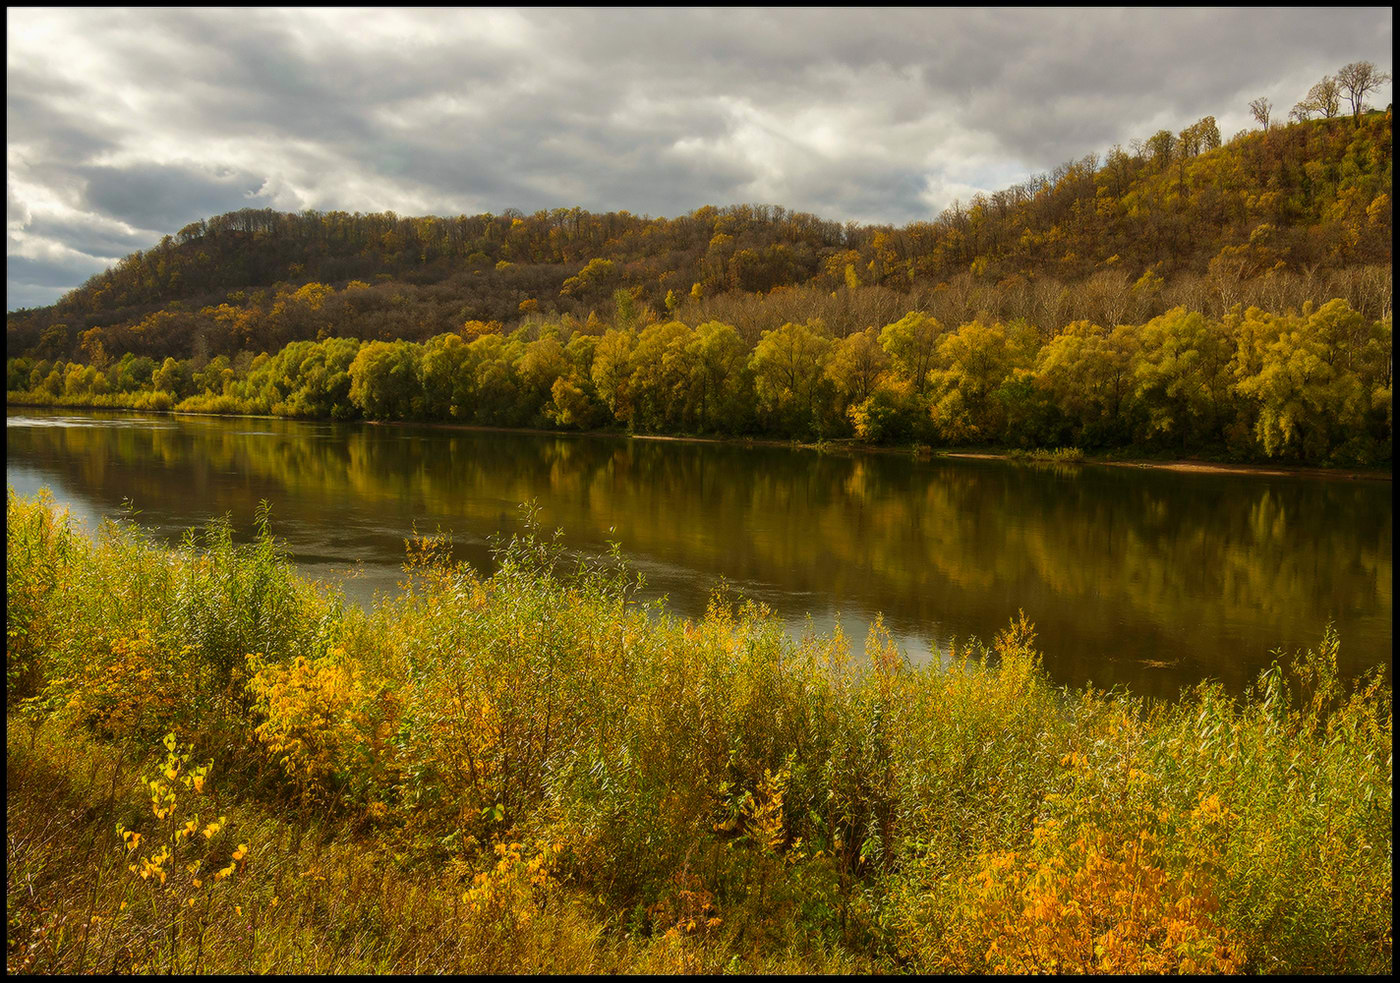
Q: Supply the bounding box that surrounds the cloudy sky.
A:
[6,7,1393,310]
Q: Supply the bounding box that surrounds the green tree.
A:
[420,334,473,420]
[825,327,889,417]
[927,320,1019,443]
[151,356,192,399]
[590,329,637,425]
[348,340,423,420]
[467,333,528,426]
[1035,321,1139,445]
[627,320,694,431]
[749,320,833,436]
[548,373,604,429]
[1132,308,1232,451]
[878,312,944,393]
[686,320,749,432]
[517,336,569,423]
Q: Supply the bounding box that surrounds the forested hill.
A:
[6,110,1392,362]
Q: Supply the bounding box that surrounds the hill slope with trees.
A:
[7,104,1393,465]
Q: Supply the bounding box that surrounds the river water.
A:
[6,408,1391,699]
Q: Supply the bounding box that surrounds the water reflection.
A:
[6,408,1391,699]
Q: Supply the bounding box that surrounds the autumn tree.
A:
[79,327,111,368]
[348,340,423,420]
[1145,129,1175,170]
[560,257,619,299]
[420,333,474,420]
[1132,308,1232,451]
[878,312,944,393]
[590,329,637,424]
[825,327,889,415]
[686,320,749,432]
[749,320,833,436]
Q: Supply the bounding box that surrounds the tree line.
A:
[1250,59,1391,128]
[9,296,1391,465]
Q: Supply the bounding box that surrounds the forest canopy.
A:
[7,105,1393,465]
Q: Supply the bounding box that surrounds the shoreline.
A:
[7,397,1392,481]
[937,450,1392,482]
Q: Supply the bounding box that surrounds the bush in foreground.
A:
[6,489,1391,973]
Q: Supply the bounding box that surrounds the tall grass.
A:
[6,488,1391,973]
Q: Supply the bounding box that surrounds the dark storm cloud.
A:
[8,253,104,289]
[7,254,108,311]
[75,163,278,233]
[7,7,1393,309]
[21,213,151,262]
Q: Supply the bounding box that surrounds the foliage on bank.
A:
[6,490,1393,973]
[8,297,1393,465]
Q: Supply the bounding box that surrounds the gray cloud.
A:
[20,214,150,262]
[7,7,1393,310]
[75,162,278,233]
[7,253,108,311]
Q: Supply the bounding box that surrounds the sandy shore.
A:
[938,451,1390,481]
[9,400,1390,481]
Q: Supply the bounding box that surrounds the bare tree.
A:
[1335,61,1391,123]
[1249,96,1272,129]
[1292,76,1342,122]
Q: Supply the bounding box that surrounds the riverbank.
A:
[9,396,1391,481]
[12,405,1392,699]
[7,489,1392,974]
[941,450,1393,481]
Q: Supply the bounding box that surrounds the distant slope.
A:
[6,110,1391,362]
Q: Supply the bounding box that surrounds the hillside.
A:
[5,112,1393,466]
[6,111,1392,363]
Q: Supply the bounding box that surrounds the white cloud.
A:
[5,7,1393,309]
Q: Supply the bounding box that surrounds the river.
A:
[6,407,1391,699]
